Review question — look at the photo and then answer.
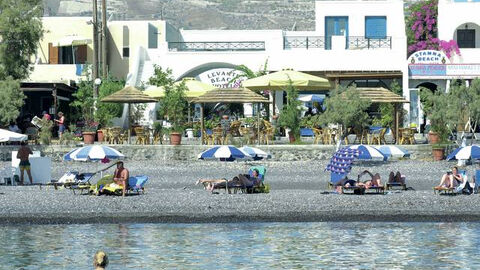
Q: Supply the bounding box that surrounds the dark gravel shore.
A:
[1,160,479,224]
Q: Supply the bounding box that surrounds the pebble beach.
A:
[1,159,480,224]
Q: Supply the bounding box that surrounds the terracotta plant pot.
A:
[170,132,182,145]
[97,130,104,142]
[432,148,445,161]
[428,131,440,144]
[82,132,96,144]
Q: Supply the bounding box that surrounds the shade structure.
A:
[346,145,387,161]
[376,145,410,159]
[325,147,361,175]
[101,86,158,103]
[298,94,324,103]
[0,129,28,142]
[192,87,270,104]
[53,35,92,47]
[101,85,157,144]
[239,146,272,161]
[192,88,270,145]
[198,146,252,162]
[241,69,331,91]
[446,145,480,161]
[64,145,125,161]
[144,77,216,100]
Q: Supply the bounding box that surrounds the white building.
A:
[134,0,407,122]
[408,0,480,130]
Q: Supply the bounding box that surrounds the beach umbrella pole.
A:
[257,103,260,145]
[200,103,204,145]
[128,103,131,144]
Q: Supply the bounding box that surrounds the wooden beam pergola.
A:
[192,87,271,145]
[352,87,410,144]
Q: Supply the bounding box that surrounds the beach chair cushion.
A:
[128,175,148,192]
[102,175,148,195]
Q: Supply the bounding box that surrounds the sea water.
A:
[1,222,479,269]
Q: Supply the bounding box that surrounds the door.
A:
[365,16,387,38]
[48,43,59,64]
[457,29,475,48]
[325,16,348,50]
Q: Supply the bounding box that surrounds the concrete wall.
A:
[0,144,435,162]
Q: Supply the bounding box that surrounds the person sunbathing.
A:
[357,170,382,188]
[435,166,463,189]
[334,178,359,194]
[388,171,405,185]
[197,169,261,192]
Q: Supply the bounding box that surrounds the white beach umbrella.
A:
[0,129,28,142]
[375,145,410,159]
[346,145,387,161]
[239,146,272,160]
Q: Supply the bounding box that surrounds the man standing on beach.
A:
[113,161,129,196]
[17,141,33,185]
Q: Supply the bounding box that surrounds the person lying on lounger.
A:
[357,170,382,188]
[196,169,261,192]
[435,166,463,189]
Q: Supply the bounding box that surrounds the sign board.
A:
[409,64,480,78]
[197,68,245,88]
[408,50,447,64]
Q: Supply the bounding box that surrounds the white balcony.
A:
[27,64,87,83]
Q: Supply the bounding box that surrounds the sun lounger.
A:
[201,166,269,194]
[101,175,149,196]
[70,173,96,194]
[44,171,79,189]
[341,183,385,195]
[386,175,407,191]
[434,170,468,195]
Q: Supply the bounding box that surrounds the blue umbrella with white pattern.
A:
[198,145,252,162]
[446,145,480,161]
[63,145,125,161]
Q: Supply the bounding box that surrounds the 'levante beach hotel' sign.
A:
[408,50,480,78]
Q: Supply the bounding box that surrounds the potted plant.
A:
[82,120,98,144]
[419,88,457,160]
[278,81,302,143]
[158,82,188,145]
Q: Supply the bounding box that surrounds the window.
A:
[148,23,158,49]
[365,16,387,39]
[457,29,475,48]
[48,43,87,64]
[123,47,130,58]
[325,16,349,50]
[123,25,130,58]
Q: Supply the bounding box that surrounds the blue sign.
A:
[409,65,447,77]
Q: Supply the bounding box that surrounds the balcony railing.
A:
[348,36,392,49]
[168,41,265,52]
[283,36,325,49]
[284,36,392,50]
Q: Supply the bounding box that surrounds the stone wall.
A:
[0,144,434,162]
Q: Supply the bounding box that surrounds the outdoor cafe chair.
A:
[230,121,242,137]
[322,128,336,145]
[202,129,214,145]
[212,127,224,145]
[399,128,416,145]
[313,128,323,144]
[371,128,387,145]
[134,126,149,145]
[239,126,255,145]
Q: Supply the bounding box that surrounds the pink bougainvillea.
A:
[406,0,460,59]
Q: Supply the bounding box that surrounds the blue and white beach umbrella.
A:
[64,145,125,161]
[346,144,387,161]
[375,145,410,159]
[446,145,480,161]
[198,145,252,162]
[239,146,272,161]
